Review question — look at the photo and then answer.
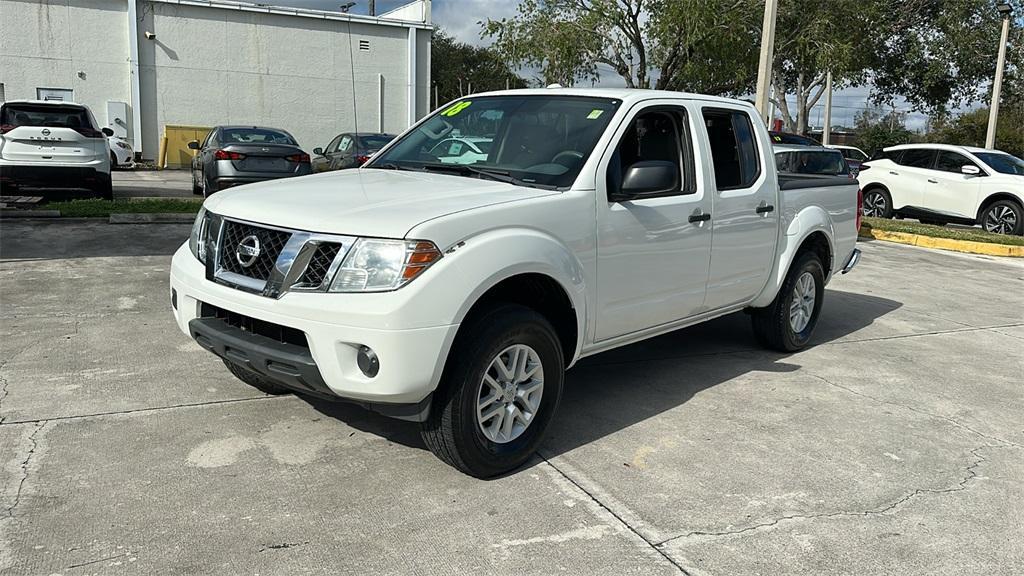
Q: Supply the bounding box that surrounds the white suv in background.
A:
[0,100,114,198]
[859,144,1024,235]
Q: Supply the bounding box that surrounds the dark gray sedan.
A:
[311,132,396,173]
[189,126,311,196]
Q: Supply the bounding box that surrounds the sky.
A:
[272,0,985,131]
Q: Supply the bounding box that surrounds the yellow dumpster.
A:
[162,124,212,169]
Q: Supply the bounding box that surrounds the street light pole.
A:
[754,0,779,124]
[822,71,833,146]
[986,4,1013,149]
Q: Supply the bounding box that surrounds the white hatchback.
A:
[0,100,113,198]
[858,144,1024,235]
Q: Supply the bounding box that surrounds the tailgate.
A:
[0,126,102,163]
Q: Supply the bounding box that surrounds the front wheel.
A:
[750,251,825,352]
[421,304,564,478]
[980,200,1023,235]
[862,188,893,219]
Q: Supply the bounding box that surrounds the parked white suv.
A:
[171,88,860,477]
[859,144,1024,235]
[0,100,113,198]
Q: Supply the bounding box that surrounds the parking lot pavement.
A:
[1,223,1022,575]
[113,170,193,199]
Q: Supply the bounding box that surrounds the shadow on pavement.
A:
[300,290,904,464]
[0,220,190,260]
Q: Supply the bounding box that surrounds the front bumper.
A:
[170,243,458,414]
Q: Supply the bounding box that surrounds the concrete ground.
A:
[1,221,1022,575]
[112,170,193,199]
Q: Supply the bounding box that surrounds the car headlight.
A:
[116,141,131,150]
[329,238,442,292]
[188,207,208,263]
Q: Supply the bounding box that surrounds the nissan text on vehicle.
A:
[170,88,861,477]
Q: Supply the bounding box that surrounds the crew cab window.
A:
[935,151,978,173]
[703,109,760,189]
[898,149,936,169]
[606,109,692,197]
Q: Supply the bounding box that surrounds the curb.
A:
[0,210,61,218]
[859,228,1024,257]
[109,213,196,224]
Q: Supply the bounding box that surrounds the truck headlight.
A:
[188,207,208,263]
[329,238,441,292]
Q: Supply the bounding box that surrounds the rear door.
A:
[925,151,983,218]
[0,102,105,163]
[887,148,935,210]
[700,106,779,310]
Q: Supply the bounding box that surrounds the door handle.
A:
[756,203,775,214]
[927,178,938,184]
[889,171,899,175]
[688,212,711,223]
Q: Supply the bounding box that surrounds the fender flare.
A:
[750,205,835,309]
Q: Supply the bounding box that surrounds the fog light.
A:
[356,345,379,378]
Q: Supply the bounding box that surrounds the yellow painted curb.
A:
[859,228,1024,257]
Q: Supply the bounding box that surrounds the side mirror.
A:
[961,165,981,176]
[187,140,200,150]
[611,160,679,201]
[101,127,114,137]
[313,147,324,156]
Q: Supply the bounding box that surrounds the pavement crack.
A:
[258,541,308,553]
[66,552,129,570]
[4,421,45,519]
[656,444,1005,547]
[539,453,693,575]
[0,394,288,427]
[807,373,1020,449]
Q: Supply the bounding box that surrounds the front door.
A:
[700,107,779,310]
[925,150,983,218]
[595,102,712,341]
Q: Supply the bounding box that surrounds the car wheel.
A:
[981,200,1023,235]
[862,188,893,218]
[92,174,114,200]
[192,173,203,195]
[750,251,825,352]
[421,304,564,478]
[110,152,119,171]
[222,359,292,395]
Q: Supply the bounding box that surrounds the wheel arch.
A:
[976,192,1024,222]
[750,207,835,309]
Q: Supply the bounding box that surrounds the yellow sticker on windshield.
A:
[442,101,472,116]
[587,109,604,120]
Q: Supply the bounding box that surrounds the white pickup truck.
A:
[171,88,861,477]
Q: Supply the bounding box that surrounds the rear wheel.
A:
[421,304,564,478]
[980,200,1023,235]
[751,251,825,352]
[222,359,292,395]
[862,188,893,219]
[92,174,113,200]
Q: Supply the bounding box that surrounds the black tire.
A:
[750,251,826,352]
[862,187,893,219]
[222,359,292,395]
[110,152,119,171]
[421,304,564,478]
[979,200,1024,235]
[191,173,203,195]
[92,174,114,200]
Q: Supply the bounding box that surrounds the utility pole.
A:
[754,0,779,124]
[822,71,833,146]
[368,0,375,16]
[986,3,1013,149]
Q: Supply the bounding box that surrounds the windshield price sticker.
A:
[587,109,604,120]
[442,101,473,116]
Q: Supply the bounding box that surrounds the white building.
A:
[0,0,432,160]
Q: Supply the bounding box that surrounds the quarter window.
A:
[703,109,760,189]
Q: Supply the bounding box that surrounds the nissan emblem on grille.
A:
[235,235,262,268]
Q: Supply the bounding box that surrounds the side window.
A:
[339,135,353,153]
[606,108,693,197]
[898,149,936,169]
[325,135,342,153]
[774,152,792,172]
[935,151,977,173]
[203,130,217,148]
[703,109,760,190]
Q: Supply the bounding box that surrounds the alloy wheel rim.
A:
[789,272,816,334]
[476,344,544,444]
[984,206,1017,235]
[863,192,886,217]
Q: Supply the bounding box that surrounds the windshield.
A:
[367,95,621,189]
[974,152,1024,175]
[1,103,93,129]
[221,128,296,145]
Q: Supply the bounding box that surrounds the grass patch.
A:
[43,199,203,218]
[861,217,1024,246]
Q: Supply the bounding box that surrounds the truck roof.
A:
[466,87,755,109]
[2,99,87,107]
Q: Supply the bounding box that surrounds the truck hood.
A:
[203,168,558,239]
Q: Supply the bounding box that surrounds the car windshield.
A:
[221,128,296,145]
[359,135,394,149]
[367,95,622,189]
[770,132,819,146]
[1,103,92,129]
[974,152,1024,175]
[775,150,848,176]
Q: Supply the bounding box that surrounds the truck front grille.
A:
[299,243,341,287]
[218,220,291,281]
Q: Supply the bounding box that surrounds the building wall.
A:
[0,0,131,126]
[0,0,430,160]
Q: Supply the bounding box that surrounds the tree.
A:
[431,28,527,107]
[852,106,913,156]
[481,0,761,94]
[924,107,1024,158]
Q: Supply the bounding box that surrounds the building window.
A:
[358,39,370,51]
[36,87,74,102]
